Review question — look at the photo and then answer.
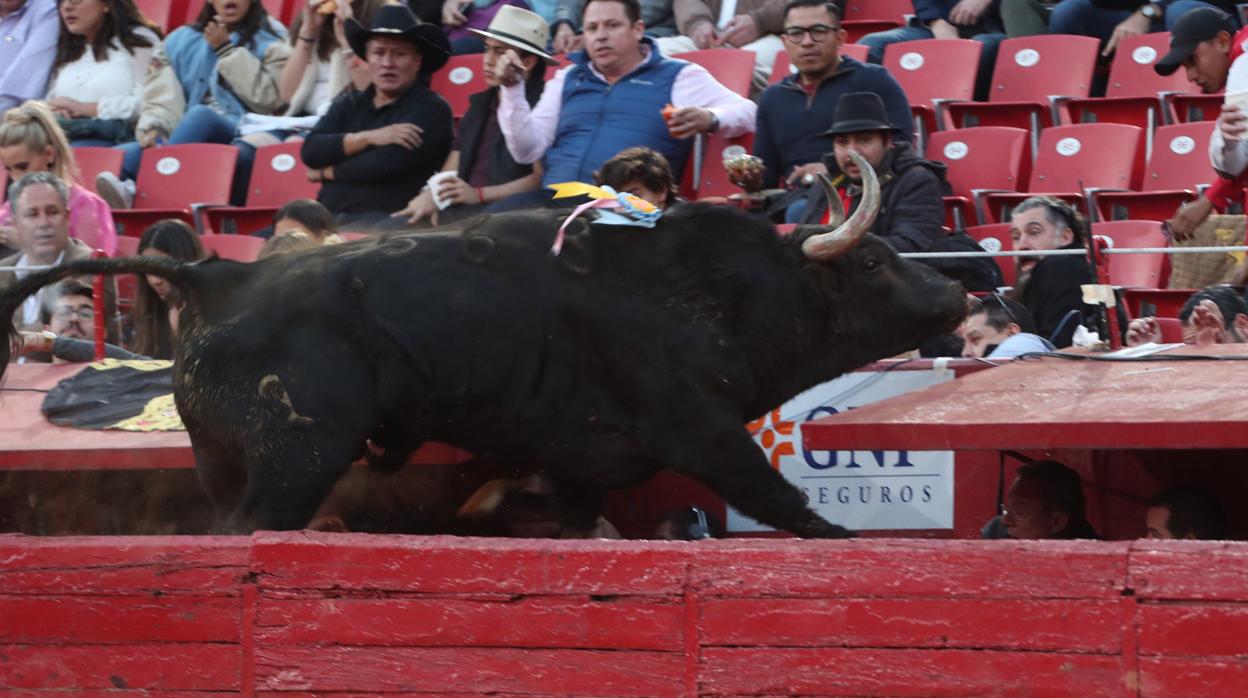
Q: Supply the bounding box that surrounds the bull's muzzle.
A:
[801,150,881,261]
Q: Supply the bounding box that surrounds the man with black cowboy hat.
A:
[795,92,947,256]
[301,4,454,226]
[393,5,555,226]
[1150,7,1248,241]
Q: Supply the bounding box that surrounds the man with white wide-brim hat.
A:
[393,6,554,226]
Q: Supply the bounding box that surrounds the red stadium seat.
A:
[1093,220,1170,287]
[1123,288,1196,319]
[429,53,488,120]
[1155,316,1184,342]
[1093,122,1214,221]
[682,132,754,200]
[73,147,124,197]
[768,45,869,84]
[674,48,754,98]
[1166,93,1223,123]
[261,0,295,26]
[926,127,1031,227]
[1062,33,1193,132]
[883,39,982,139]
[135,0,190,34]
[111,144,238,237]
[965,223,1015,286]
[979,123,1145,223]
[841,0,910,41]
[201,142,321,235]
[946,35,1100,150]
[200,233,265,263]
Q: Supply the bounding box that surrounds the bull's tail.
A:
[1,256,197,376]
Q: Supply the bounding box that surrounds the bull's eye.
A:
[863,258,881,273]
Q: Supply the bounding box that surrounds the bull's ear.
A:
[460,233,497,265]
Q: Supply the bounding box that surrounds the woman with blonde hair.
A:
[0,101,117,256]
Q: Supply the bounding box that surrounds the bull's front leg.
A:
[663,424,857,539]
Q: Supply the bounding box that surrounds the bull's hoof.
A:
[804,522,858,539]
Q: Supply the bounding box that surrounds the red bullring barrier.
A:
[3,533,1246,695]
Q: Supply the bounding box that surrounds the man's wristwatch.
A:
[708,111,720,133]
[1140,3,1161,21]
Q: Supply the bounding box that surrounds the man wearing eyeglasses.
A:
[750,0,911,197]
[14,279,138,364]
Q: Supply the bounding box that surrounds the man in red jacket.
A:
[1154,7,1245,239]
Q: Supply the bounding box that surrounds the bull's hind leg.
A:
[666,425,856,539]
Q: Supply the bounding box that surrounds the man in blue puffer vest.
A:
[490,0,757,210]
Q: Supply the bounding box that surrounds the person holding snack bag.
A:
[1154,8,1248,240]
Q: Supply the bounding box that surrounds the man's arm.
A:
[674,0,716,36]
[752,96,782,189]
[0,0,58,113]
[333,106,454,183]
[301,97,355,168]
[670,63,757,137]
[877,167,945,253]
[1210,52,1248,176]
[498,65,567,164]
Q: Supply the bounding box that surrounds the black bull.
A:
[0,196,965,538]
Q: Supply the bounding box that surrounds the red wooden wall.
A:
[3,533,1247,695]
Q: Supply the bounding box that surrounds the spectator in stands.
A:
[793,93,945,253]
[1125,284,1248,346]
[0,101,116,255]
[0,172,114,336]
[594,145,680,208]
[998,460,1099,540]
[1146,485,1227,539]
[131,219,202,359]
[301,4,454,227]
[655,0,789,94]
[750,0,909,198]
[857,0,1003,101]
[258,230,322,258]
[273,198,344,243]
[393,5,550,226]
[999,0,1057,36]
[0,0,58,115]
[230,0,388,206]
[1009,196,1098,348]
[1050,0,1237,57]
[444,0,533,54]
[97,0,291,209]
[44,0,162,147]
[961,293,1056,358]
[552,0,678,53]
[16,279,141,363]
[490,0,755,210]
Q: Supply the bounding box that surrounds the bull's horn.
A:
[801,150,880,261]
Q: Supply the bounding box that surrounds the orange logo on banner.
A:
[747,408,796,470]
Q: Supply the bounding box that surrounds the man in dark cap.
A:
[1152,7,1246,240]
[301,4,454,227]
[795,92,947,255]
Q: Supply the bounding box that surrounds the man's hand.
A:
[47,96,94,118]
[690,20,718,50]
[666,106,715,138]
[718,14,759,48]
[368,123,424,149]
[0,226,16,249]
[442,0,467,27]
[553,23,581,54]
[307,167,334,182]
[785,162,829,188]
[392,188,439,225]
[1125,317,1161,347]
[17,331,54,356]
[1190,299,1226,345]
[1219,103,1248,142]
[1166,196,1214,242]
[948,0,992,26]
[436,176,483,206]
[1104,11,1150,56]
[493,48,529,87]
[137,128,165,148]
[204,16,231,50]
[928,18,960,40]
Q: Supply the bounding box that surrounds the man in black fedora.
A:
[796,92,946,256]
[301,4,454,227]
